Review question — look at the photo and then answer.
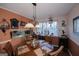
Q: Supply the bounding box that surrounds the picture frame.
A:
[20,21,26,26]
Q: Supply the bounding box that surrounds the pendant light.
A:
[24,23,34,29]
[48,16,53,24]
[24,3,37,29]
[32,3,38,25]
[32,3,37,21]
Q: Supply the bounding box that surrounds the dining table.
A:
[19,40,54,56]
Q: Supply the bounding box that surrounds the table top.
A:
[19,40,54,56]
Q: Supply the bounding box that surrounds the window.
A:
[35,21,58,36]
[73,16,79,34]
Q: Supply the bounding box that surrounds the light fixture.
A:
[24,23,34,29]
[32,3,37,21]
[32,3,39,25]
[48,17,53,24]
[24,3,37,29]
[35,24,40,28]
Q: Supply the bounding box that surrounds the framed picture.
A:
[20,21,26,26]
[73,16,79,34]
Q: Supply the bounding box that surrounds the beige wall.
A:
[0,8,33,23]
[67,5,79,46]
[56,16,68,36]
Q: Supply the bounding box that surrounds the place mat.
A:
[34,48,44,56]
[38,40,54,53]
[18,45,30,55]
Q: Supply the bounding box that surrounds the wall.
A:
[67,5,79,55]
[0,8,33,23]
[56,16,68,36]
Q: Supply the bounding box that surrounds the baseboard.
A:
[68,49,72,56]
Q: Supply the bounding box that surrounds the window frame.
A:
[36,21,58,36]
[73,16,79,34]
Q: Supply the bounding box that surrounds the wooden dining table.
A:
[19,44,41,56]
[19,40,54,56]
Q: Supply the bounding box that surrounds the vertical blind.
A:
[36,21,58,36]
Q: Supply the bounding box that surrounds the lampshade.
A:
[24,23,34,29]
[35,25,40,28]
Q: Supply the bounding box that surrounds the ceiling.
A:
[0,3,76,20]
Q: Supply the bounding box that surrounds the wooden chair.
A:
[15,45,30,56]
[45,36,52,43]
[3,42,14,56]
[14,39,30,56]
[48,45,64,56]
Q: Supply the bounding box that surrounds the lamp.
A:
[35,24,40,28]
[24,23,34,29]
[24,3,37,28]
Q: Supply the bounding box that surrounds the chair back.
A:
[3,42,14,56]
[49,45,64,56]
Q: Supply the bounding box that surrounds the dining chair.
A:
[48,45,64,56]
[3,42,14,56]
[14,39,30,56]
